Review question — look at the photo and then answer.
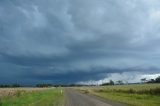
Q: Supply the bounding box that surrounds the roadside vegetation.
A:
[77,76,160,106]
[79,83,160,106]
[0,88,64,106]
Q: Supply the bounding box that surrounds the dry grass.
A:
[77,83,160,94]
[76,84,160,106]
[0,88,51,98]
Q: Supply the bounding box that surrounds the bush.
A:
[0,98,2,106]
[84,90,89,94]
[128,89,134,93]
[15,91,22,97]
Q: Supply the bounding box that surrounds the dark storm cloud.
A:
[0,0,160,84]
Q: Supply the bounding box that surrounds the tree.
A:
[147,79,155,83]
[109,80,114,85]
[117,80,123,85]
[141,78,147,83]
[155,76,160,83]
[101,80,114,86]
[146,76,160,83]
[36,83,52,87]
[12,84,21,87]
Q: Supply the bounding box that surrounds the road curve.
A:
[64,88,126,106]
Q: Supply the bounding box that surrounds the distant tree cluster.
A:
[100,76,160,86]
[36,84,52,87]
[116,80,124,85]
[147,76,160,83]
[101,80,115,86]
[36,83,87,87]
[0,84,21,88]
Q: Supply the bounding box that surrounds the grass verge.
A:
[0,88,64,106]
[94,92,160,106]
[78,84,160,106]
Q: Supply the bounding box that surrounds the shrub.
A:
[15,91,22,97]
[0,98,2,106]
[84,90,89,94]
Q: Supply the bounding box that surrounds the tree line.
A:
[0,84,21,88]
[0,76,160,88]
[101,76,160,86]
[146,76,160,83]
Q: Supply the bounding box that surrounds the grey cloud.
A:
[0,0,160,84]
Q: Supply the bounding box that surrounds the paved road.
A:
[64,88,125,106]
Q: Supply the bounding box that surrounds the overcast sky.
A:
[0,0,160,85]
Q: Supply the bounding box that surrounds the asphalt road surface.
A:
[65,88,126,106]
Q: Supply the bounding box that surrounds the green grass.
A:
[100,83,160,91]
[0,88,64,106]
[95,85,160,95]
[79,84,160,106]
[94,92,160,106]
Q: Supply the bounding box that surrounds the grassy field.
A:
[0,88,64,106]
[78,84,160,106]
